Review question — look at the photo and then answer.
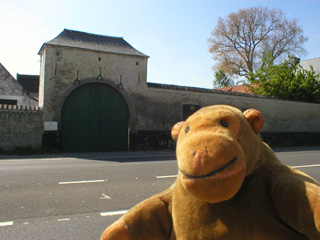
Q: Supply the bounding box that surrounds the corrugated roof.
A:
[147,82,275,99]
[39,29,149,57]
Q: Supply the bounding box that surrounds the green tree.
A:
[208,7,307,79]
[213,70,235,88]
[247,57,320,103]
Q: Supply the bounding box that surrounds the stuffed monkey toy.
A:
[101,105,320,240]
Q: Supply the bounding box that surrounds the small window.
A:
[0,99,17,105]
[182,104,201,120]
[136,62,139,66]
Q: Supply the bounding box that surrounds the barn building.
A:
[0,63,37,106]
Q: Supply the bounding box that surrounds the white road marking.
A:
[59,180,105,184]
[92,154,174,160]
[1,158,75,162]
[156,175,177,179]
[58,218,70,221]
[0,221,13,227]
[100,193,111,199]
[292,164,320,168]
[1,154,175,162]
[100,210,128,217]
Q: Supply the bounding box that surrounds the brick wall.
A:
[0,105,43,151]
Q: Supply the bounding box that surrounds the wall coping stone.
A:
[147,82,275,99]
[0,104,42,111]
[147,82,320,105]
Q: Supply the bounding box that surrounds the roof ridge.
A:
[147,82,275,99]
[17,74,39,77]
[39,29,149,58]
[63,28,124,40]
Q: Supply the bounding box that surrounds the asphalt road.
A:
[0,147,320,240]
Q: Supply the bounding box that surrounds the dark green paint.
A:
[61,83,129,152]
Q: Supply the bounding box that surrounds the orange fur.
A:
[101,105,320,240]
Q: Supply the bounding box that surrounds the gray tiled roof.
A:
[39,29,148,57]
[147,82,276,99]
[16,74,39,94]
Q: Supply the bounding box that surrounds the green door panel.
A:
[61,83,129,152]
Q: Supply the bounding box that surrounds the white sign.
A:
[44,122,58,131]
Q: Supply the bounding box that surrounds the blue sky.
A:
[1,0,320,89]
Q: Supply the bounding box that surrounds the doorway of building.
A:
[61,83,129,152]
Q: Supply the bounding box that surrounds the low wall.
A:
[130,83,320,149]
[130,131,320,150]
[138,83,320,133]
[1,82,320,152]
[0,105,43,151]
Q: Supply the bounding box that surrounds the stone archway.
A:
[60,83,129,152]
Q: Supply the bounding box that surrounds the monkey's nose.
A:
[193,148,208,163]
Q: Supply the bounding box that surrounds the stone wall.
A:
[133,83,320,132]
[38,41,320,151]
[0,105,43,151]
[39,45,148,121]
[130,83,320,148]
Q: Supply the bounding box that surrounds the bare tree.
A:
[208,7,308,78]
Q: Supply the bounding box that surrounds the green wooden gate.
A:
[61,83,129,152]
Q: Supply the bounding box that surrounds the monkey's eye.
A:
[185,126,190,133]
[220,120,229,128]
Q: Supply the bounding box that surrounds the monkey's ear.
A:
[243,109,264,133]
[171,121,185,142]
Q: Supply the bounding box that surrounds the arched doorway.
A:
[61,83,129,152]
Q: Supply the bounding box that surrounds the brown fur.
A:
[101,105,320,240]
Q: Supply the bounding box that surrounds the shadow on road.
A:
[2,146,320,161]
[0,151,177,162]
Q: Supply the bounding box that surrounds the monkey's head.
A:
[171,105,264,203]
